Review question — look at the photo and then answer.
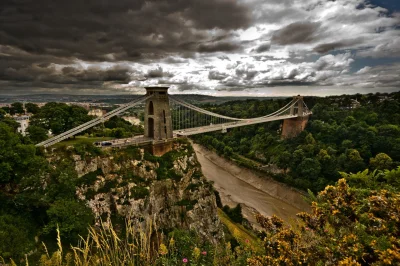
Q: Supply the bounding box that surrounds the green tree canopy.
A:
[25,102,40,114]
[10,102,24,115]
[27,125,48,143]
[370,153,393,170]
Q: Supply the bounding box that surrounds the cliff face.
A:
[62,141,222,243]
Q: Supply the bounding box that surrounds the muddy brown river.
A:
[193,143,310,225]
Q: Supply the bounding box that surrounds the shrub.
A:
[130,186,150,200]
[222,204,243,224]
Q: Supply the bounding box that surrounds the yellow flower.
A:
[159,243,168,255]
[193,247,201,260]
[169,237,175,247]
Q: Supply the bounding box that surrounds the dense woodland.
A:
[1,91,400,265]
[194,91,400,192]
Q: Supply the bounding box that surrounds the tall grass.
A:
[37,219,158,266]
[2,216,260,265]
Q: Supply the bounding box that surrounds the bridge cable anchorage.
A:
[36,95,152,147]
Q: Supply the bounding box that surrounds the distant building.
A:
[89,109,106,117]
[122,116,141,125]
[351,99,361,109]
[13,115,30,136]
[378,96,393,103]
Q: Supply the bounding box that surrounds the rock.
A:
[64,143,223,243]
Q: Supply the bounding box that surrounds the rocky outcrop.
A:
[68,141,223,243]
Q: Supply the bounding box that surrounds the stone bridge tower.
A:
[281,95,310,139]
[144,86,173,140]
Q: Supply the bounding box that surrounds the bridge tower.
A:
[281,95,310,139]
[144,86,174,156]
[144,86,173,140]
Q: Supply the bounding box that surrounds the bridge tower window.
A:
[148,101,154,115]
[163,110,166,124]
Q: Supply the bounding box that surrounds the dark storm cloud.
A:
[253,43,271,53]
[271,21,321,45]
[0,63,133,85]
[176,84,211,91]
[0,0,250,61]
[218,55,231,61]
[0,0,250,91]
[197,42,241,53]
[313,38,364,54]
[163,57,189,64]
[208,70,228,80]
[145,66,173,78]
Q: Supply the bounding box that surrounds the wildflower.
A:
[169,237,175,247]
[193,247,200,260]
[159,243,168,255]
[182,258,188,263]
[305,227,310,231]
[202,251,207,256]
[245,239,249,243]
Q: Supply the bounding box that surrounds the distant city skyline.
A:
[0,0,399,96]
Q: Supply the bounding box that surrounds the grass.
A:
[53,136,113,147]
[217,209,264,253]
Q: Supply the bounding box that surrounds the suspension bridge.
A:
[36,87,312,154]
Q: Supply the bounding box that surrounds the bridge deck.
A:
[94,111,311,149]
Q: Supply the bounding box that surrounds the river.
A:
[192,143,310,225]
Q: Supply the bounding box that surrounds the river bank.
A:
[192,143,310,226]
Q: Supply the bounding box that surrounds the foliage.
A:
[194,91,400,192]
[130,186,149,199]
[10,102,24,114]
[10,220,217,266]
[370,152,393,170]
[27,125,48,143]
[0,214,36,260]
[217,209,263,252]
[222,204,244,224]
[25,103,40,114]
[30,102,92,135]
[73,140,102,158]
[248,168,400,265]
[43,200,94,243]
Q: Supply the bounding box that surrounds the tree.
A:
[43,199,94,242]
[342,149,366,173]
[27,125,48,143]
[222,204,243,223]
[25,102,40,114]
[277,151,292,172]
[0,108,6,118]
[30,102,92,135]
[370,153,393,170]
[223,146,233,156]
[297,158,321,180]
[0,214,36,260]
[10,102,24,114]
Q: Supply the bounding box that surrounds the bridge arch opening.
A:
[148,117,154,138]
[148,101,154,115]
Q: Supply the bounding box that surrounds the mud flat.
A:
[192,143,310,225]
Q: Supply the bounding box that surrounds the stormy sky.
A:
[0,0,399,96]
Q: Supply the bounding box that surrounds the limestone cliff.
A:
[54,140,223,243]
